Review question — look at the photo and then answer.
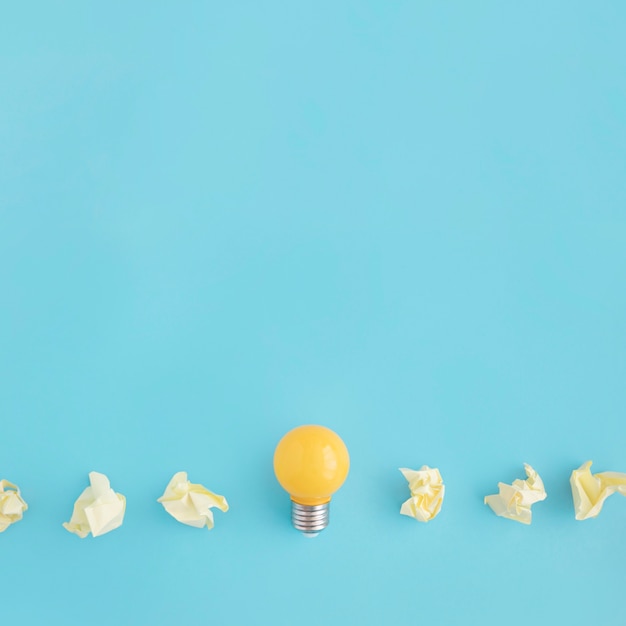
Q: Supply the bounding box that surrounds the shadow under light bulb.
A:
[273,425,350,536]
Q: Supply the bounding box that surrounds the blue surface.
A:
[1,3,625,625]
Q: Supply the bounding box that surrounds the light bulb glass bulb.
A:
[273,425,350,535]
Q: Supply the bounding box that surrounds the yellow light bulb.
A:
[273,425,350,535]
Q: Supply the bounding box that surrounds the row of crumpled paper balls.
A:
[0,471,228,537]
[2,461,625,535]
[400,460,626,524]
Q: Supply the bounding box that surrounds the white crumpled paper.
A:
[484,463,546,524]
[157,471,229,529]
[570,460,626,520]
[0,479,28,532]
[399,466,445,522]
[63,472,126,538]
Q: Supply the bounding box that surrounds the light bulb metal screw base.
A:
[291,501,329,535]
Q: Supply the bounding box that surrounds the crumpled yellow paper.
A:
[399,466,445,522]
[570,460,626,520]
[484,463,546,524]
[63,472,126,538]
[0,479,28,532]
[157,471,229,529]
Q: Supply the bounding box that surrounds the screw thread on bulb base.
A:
[291,501,329,535]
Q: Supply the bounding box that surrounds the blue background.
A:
[1,3,625,625]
